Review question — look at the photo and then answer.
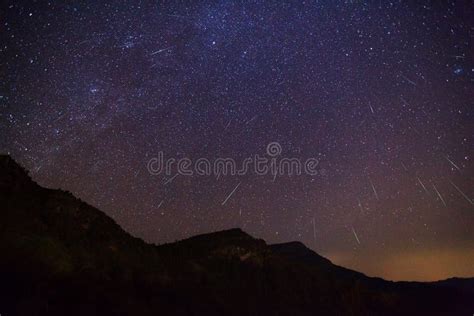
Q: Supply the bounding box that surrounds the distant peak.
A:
[0,155,27,173]
[0,154,37,192]
[0,154,20,166]
[188,228,252,240]
[217,228,248,235]
[272,241,307,249]
[270,241,333,267]
[172,228,262,249]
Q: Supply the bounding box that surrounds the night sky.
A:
[2,1,473,281]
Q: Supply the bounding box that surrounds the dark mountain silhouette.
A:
[0,154,473,315]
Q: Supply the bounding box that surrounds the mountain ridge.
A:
[1,154,473,315]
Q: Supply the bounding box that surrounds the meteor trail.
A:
[164,173,179,185]
[449,181,473,205]
[370,179,379,200]
[432,184,447,207]
[150,47,173,55]
[352,226,361,244]
[222,182,241,206]
[401,162,408,171]
[409,124,422,136]
[357,198,364,214]
[400,96,410,107]
[157,200,164,209]
[444,155,461,171]
[224,119,232,130]
[245,115,258,125]
[417,177,429,194]
[400,73,417,86]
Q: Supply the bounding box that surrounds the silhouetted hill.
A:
[270,241,372,281]
[0,155,473,315]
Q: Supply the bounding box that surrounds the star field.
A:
[1,1,473,281]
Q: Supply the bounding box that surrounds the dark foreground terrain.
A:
[1,155,473,315]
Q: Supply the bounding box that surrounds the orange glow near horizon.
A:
[326,247,474,282]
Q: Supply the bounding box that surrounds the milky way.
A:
[1,1,473,281]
